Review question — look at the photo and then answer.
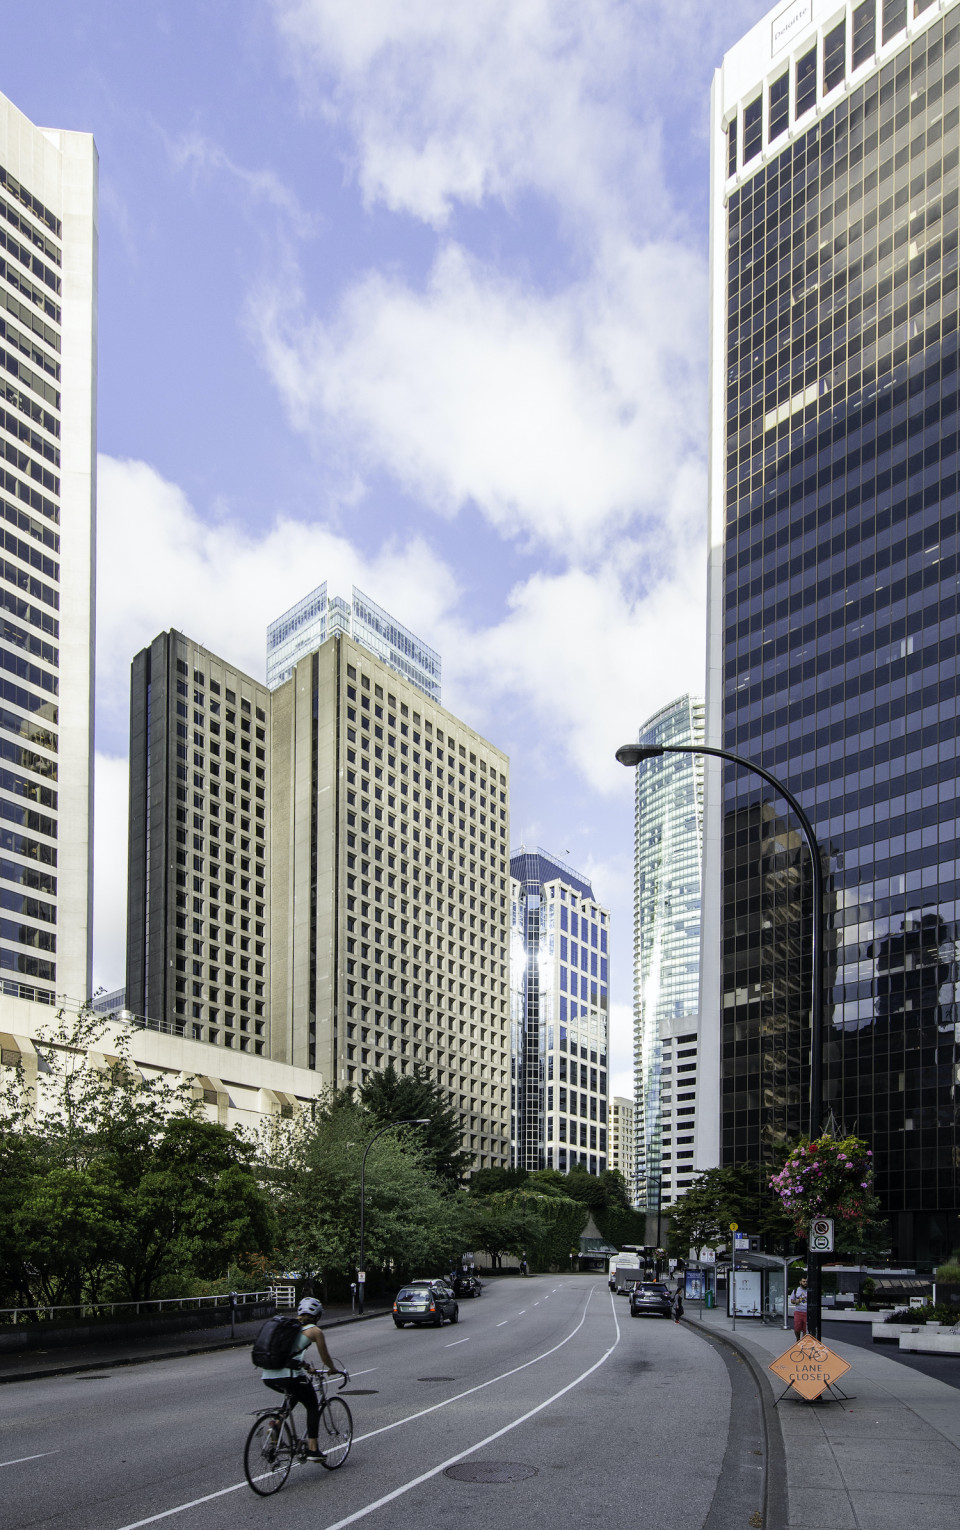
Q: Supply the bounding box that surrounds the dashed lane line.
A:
[316,1292,622,1530]
[445,1338,470,1347]
[0,1452,58,1469]
[111,1288,603,1530]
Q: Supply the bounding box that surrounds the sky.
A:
[5,0,764,1100]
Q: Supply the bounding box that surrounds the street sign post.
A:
[769,1333,851,1402]
[809,1217,834,1254]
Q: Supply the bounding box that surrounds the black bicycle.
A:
[244,1365,353,1495]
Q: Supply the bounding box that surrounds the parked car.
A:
[452,1272,483,1298]
[393,1280,460,1327]
[630,1282,673,1319]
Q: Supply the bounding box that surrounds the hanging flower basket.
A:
[769,1134,877,1239]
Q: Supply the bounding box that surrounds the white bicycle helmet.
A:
[298,1296,324,1320]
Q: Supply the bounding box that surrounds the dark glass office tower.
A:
[706,0,960,1263]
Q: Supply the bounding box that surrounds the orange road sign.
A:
[768,1334,852,1401]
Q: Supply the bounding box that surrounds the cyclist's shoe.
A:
[305,1450,325,1463]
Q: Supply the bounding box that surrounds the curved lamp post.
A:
[616,740,826,1338]
[357,1118,430,1314]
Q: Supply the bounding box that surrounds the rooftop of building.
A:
[510,845,595,902]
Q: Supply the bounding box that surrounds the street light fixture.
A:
[357,1118,431,1315]
[616,740,826,1338]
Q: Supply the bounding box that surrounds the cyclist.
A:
[260,1297,343,1463]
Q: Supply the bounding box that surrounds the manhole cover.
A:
[342,1389,379,1395]
[417,1376,456,1382]
[445,1462,539,1483]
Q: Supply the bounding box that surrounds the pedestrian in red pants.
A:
[791,1276,808,1336]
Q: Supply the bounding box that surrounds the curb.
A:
[685,1320,789,1530]
[0,1306,393,1386]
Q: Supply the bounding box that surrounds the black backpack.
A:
[251,1314,304,1369]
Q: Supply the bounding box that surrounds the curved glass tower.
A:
[633,696,705,1213]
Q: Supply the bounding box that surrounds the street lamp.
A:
[357,1118,430,1314]
[616,740,826,1339]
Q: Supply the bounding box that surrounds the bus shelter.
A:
[726,1251,791,1328]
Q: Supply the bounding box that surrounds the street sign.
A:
[357,1271,366,1283]
[809,1216,834,1253]
[729,1222,738,1231]
[769,1334,851,1401]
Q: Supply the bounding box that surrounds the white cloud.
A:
[169,133,315,238]
[94,454,456,752]
[269,0,759,233]
[443,551,707,793]
[256,237,707,557]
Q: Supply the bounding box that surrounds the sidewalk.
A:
[0,1300,393,1385]
[691,1304,960,1530]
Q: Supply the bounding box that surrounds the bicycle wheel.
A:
[244,1414,294,1495]
[318,1397,353,1469]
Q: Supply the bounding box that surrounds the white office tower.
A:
[0,94,97,1007]
[266,583,441,702]
[632,697,705,1212]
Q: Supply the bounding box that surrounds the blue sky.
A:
[7,0,763,1095]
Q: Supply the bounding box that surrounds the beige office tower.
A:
[126,632,272,1052]
[0,93,97,1007]
[609,1096,637,1200]
[270,631,511,1169]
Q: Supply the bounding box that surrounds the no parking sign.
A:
[809,1216,834,1253]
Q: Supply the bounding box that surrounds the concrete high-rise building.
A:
[704,0,960,1263]
[125,622,512,1170]
[266,583,441,702]
[0,93,97,1008]
[609,1095,636,1195]
[125,632,271,1052]
[509,848,610,1174]
[269,630,511,1169]
[632,697,705,1212]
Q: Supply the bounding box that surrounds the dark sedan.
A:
[393,1280,460,1327]
[630,1282,673,1319]
[452,1272,483,1298]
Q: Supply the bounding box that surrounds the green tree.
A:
[667,1163,795,1260]
[263,1092,464,1295]
[359,1062,472,1185]
[462,1199,544,1268]
[0,1006,275,1303]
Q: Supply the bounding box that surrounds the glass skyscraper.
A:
[509,848,610,1174]
[704,0,960,1263]
[0,92,97,1007]
[632,697,705,1212]
[266,583,441,702]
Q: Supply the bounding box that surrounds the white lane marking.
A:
[518,1309,526,1314]
[0,1451,58,1469]
[496,1321,508,1327]
[112,1290,601,1530]
[534,1301,540,1306]
[318,1290,621,1530]
[445,1338,470,1347]
[351,1369,378,1377]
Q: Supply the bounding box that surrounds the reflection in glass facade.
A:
[709,0,960,1264]
[509,848,610,1174]
[633,697,705,1212]
[266,583,441,701]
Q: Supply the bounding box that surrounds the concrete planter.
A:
[899,1329,960,1355]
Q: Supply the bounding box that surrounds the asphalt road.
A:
[0,1276,738,1530]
